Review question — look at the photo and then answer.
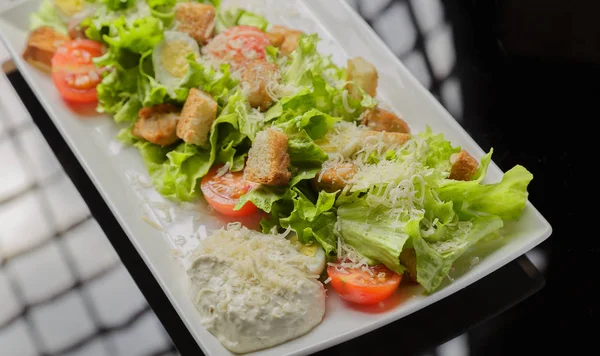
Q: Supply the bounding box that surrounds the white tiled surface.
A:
[109,312,171,356]
[425,24,456,79]
[62,219,120,280]
[43,174,91,232]
[62,338,111,356]
[29,290,96,354]
[441,77,463,118]
[373,1,417,56]
[84,265,147,328]
[0,139,32,201]
[359,0,390,20]
[410,0,444,33]
[8,241,76,304]
[0,190,53,258]
[0,38,176,356]
[0,319,38,356]
[18,125,62,182]
[402,50,432,88]
[0,270,20,324]
[0,76,32,128]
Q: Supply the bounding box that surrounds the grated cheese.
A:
[215,162,231,177]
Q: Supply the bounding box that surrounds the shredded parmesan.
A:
[216,162,231,177]
[142,215,163,230]
[341,90,355,113]
[191,223,320,295]
[328,227,374,275]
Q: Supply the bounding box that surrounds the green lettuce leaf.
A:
[234,168,320,212]
[215,7,268,33]
[279,189,338,255]
[29,0,68,35]
[336,200,422,274]
[418,126,461,172]
[438,164,533,220]
[275,108,340,140]
[181,58,238,105]
[96,67,140,115]
[286,130,329,168]
[279,34,376,121]
[413,215,503,292]
[125,89,249,201]
[102,0,137,11]
[135,141,211,201]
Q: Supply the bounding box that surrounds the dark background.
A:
[442,0,594,354]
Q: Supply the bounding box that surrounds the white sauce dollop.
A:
[187,223,326,354]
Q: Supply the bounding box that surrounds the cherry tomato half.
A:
[51,39,105,104]
[204,25,270,67]
[327,262,402,305]
[200,165,259,217]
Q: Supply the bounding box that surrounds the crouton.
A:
[245,128,291,186]
[400,248,417,282]
[241,59,280,111]
[269,25,303,56]
[266,31,285,47]
[175,2,216,45]
[361,130,411,149]
[312,162,356,193]
[176,88,218,147]
[22,26,70,73]
[68,17,88,39]
[361,107,410,134]
[449,150,479,181]
[132,104,180,146]
[346,56,378,99]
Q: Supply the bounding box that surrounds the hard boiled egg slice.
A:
[288,235,327,276]
[54,0,86,19]
[152,31,200,92]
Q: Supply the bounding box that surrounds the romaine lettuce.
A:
[215,7,269,33]
[333,131,533,292]
[29,0,69,35]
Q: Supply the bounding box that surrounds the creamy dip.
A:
[187,223,326,354]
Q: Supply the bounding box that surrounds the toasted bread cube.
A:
[22,26,69,73]
[449,150,478,181]
[241,60,280,111]
[176,88,218,147]
[361,130,411,149]
[132,104,180,146]
[266,31,285,47]
[361,107,410,134]
[245,128,291,186]
[67,17,88,39]
[269,25,303,56]
[346,56,378,99]
[175,2,216,45]
[400,248,417,282]
[312,162,356,193]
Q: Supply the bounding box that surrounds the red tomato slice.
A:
[204,25,270,67]
[327,262,402,305]
[200,165,259,217]
[51,39,105,104]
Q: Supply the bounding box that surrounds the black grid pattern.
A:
[350,0,464,120]
[0,72,179,356]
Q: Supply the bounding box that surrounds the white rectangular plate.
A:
[0,1,552,355]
